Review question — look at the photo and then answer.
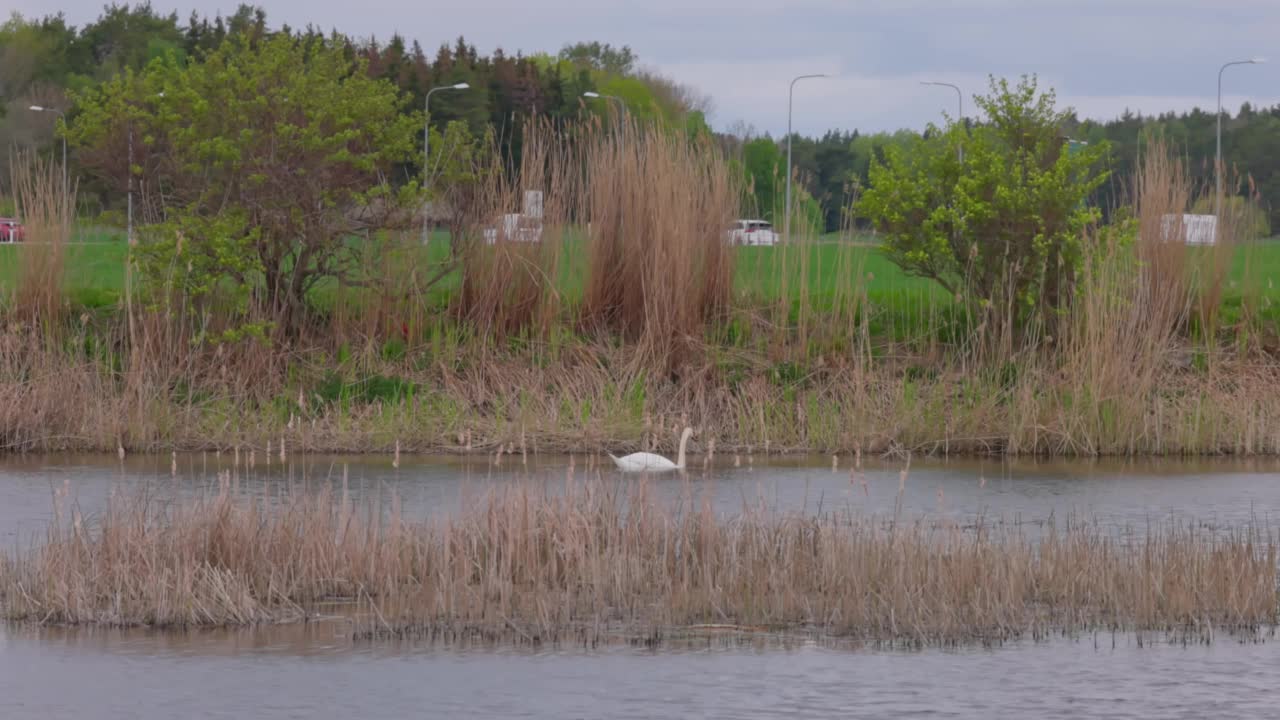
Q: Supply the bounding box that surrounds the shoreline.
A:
[6,351,1279,458]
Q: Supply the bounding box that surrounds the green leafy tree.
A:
[558,41,635,75]
[741,137,782,221]
[592,75,663,122]
[428,119,494,254]
[738,135,822,233]
[68,33,421,334]
[683,110,712,143]
[859,76,1108,333]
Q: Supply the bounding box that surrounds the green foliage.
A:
[68,33,421,332]
[558,41,636,76]
[427,119,492,252]
[594,75,663,121]
[316,372,417,406]
[9,6,1280,240]
[859,76,1108,331]
[683,110,712,141]
[778,129,922,232]
[739,136,822,232]
[4,7,709,225]
[741,138,782,221]
[427,120,487,194]
[381,338,407,361]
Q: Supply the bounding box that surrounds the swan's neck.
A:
[676,431,690,469]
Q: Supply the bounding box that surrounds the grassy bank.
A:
[2,124,1279,457]
[3,244,1277,456]
[2,475,1274,644]
[4,229,1277,323]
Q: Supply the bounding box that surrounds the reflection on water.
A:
[3,453,1280,719]
[3,452,1280,545]
[2,619,1278,720]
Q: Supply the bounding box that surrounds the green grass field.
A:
[0,226,131,308]
[3,227,1277,333]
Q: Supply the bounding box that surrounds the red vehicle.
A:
[0,218,24,243]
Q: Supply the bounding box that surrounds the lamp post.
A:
[1216,57,1265,221]
[583,91,626,116]
[28,105,67,199]
[920,81,964,161]
[785,74,827,244]
[423,82,471,244]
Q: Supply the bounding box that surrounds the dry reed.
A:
[1,474,1274,645]
[455,118,568,339]
[3,313,1280,457]
[7,148,73,325]
[1049,139,1197,452]
[447,114,740,365]
[581,117,737,369]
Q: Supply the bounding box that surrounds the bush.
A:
[859,76,1108,336]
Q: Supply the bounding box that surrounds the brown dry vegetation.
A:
[8,148,70,324]
[1,128,1278,457]
[579,118,736,369]
[1,474,1274,642]
[454,118,568,339]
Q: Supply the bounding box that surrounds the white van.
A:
[728,219,779,246]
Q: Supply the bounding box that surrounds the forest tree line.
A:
[767,103,1279,235]
[2,3,1276,236]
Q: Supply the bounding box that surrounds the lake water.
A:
[2,453,1278,719]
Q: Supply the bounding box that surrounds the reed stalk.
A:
[8,148,73,326]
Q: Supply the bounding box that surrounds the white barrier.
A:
[1160,213,1217,245]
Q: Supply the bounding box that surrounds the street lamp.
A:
[583,91,627,116]
[423,82,471,243]
[28,105,67,198]
[1216,57,1265,221]
[919,81,962,122]
[920,81,964,162]
[785,74,827,244]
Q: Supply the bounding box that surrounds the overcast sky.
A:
[24,0,1280,136]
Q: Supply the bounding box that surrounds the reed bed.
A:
[580,117,737,369]
[2,124,1278,457]
[2,475,1275,645]
[2,318,1280,456]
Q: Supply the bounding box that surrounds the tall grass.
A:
[2,474,1274,644]
[1198,167,1260,343]
[1017,139,1273,455]
[581,118,737,369]
[0,150,95,452]
[1,124,1278,456]
[456,118,568,340]
[7,148,72,325]
[1051,140,1197,451]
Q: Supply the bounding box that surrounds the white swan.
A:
[610,427,693,473]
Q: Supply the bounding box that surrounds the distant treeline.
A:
[763,107,1280,234]
[2,3,1276,234]
[0,3,710,212]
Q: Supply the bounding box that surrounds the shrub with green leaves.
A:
[68,34,422,334]
[859,76,1108,334]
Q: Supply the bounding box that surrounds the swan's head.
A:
[680,426,694,443]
